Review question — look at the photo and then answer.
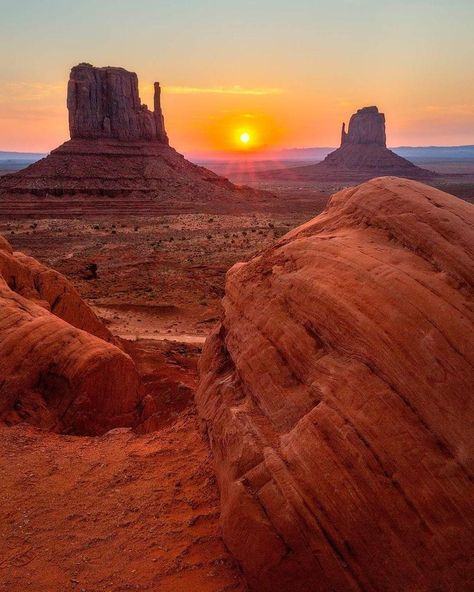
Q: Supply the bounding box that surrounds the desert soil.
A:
[0,337,246,592]
[0,204,327,341]
[0,417,245,592]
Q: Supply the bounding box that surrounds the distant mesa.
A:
[324,106,430,174]
[0,63,270,214]
[257,106,435,181]
[340,105,386,146]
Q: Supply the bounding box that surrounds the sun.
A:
[239,132,251,144]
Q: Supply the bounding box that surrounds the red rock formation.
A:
[0,236,140,434]
[0,64,271,214]
[0,236,111,341]
[67,63,168,143]
[341,106,386,146]
[256,106,434,181]
[197,177,474,592]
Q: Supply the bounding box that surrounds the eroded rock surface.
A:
[197,177,474,592]
[0,236,140,434]
[0,235,111,341]
[341,105,386,146]
[68,63,168,143]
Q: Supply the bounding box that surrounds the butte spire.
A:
[0,63,270,214]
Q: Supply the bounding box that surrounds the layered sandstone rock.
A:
[341,106,386,146]
[197,177,474,592]
[0,236,111,341]
[68,63,168,143]
[0,64,271,214]
[0,236,140,434]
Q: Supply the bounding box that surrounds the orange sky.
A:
[1,1,473,155]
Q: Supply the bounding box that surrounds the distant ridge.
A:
[0,151,46,160]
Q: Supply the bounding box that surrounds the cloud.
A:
[163,85,283,96]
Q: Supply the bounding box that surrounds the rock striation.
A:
[0,64,271,215]
[0,235,112,342]
[0,236,140,434]
[197,177,474,592]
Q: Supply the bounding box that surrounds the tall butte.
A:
[257,106,434,181]
[0,63,270,215]
[67,64,169,143]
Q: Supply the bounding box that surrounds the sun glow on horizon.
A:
[239,131,251,144]
[199,111,284,156]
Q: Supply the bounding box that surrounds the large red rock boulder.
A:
[0,237,140,434]
[0,236,111,341]
[197,177,474,592]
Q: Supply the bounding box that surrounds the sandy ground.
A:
[0,417,245,592]
[0,192,328,591]
[0,337,245,592]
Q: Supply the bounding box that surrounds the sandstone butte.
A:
[197,177,474,592]
[0,235,140,434]
[256,106,434,181]
[0,63,271,215]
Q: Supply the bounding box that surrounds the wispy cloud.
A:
[0,80,64,121]
[163,85,283,96]
[0,80,63,102]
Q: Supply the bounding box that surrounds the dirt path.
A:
[117,332,207,345]
[0,413,246,592]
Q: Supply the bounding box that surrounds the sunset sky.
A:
[0,0,473,155]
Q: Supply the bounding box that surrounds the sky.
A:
[0,0,473,155]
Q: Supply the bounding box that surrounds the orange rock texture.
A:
[0,236,139,434]
[197,177,474,592]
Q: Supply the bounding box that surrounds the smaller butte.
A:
[256,106,435,181]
